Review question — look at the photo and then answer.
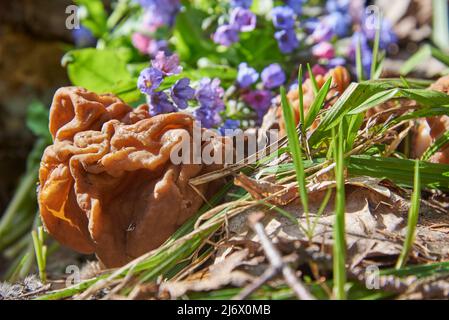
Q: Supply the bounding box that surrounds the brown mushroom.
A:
[38,87,228,267]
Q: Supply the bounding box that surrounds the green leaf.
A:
[394,106,449,123]
[65,48,134,98]
[347,155,449,190]
[304,76,332,129]
[26,101,50,140]
[280,86,311,236]
[332,125,347,300]
[347,88,400,115]
[309,82,392,145]
[75,0,108,37]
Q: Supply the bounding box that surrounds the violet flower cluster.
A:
[213,1,256,47]
[271,2,301,54]
[132,0,181,56]
[304,0,397,78]
[138,52,195,116]
[235,62,286,124]
[138,52,227,129]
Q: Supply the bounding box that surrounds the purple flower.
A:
[274,28,299,53]
[285,0,304,15]
[325,0,350,13]
[261,64,285,89]
[230,8,257,32]
[271,6,296,29]
[312,41,335,59]
[310,21,334,43]
[194,107,222,128]
[148,40,169,56]
[170,78,195,109]
[72,26,96,48]
[363,18,397,49]
[195,78,225,111]
[237,63,259,88]
[243,90,272,124]
[213,25,239,47]
[220,119,241,135]
[243,90,272,111]
[151,51,182,76]
[149,91,176,115]
[138,67,164,95]
[302,18,320,33]
[230,0,252,8]
[328,57,346,68]
[349,31,373,78]
[140,0,180,28]
[323,11,352,37]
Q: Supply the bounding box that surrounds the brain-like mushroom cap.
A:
[39,87,228,267]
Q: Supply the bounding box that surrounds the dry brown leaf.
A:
[160,249,253,298]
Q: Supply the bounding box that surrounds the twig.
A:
[248,214,316,300]
[233,267,277,300]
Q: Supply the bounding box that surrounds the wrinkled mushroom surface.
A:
[38,87,226,267]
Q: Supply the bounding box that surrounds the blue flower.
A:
[220,119,241,135]
[170,78,195,109]
[230,7,257,32]
[325,0,350,13]
[139,0,180,27]
[237,63,259,88]
[138,67,164,95]
[285,0,304,15]
[323,11,352,37]
[310,20,334,43]
[261,64,286,89]
[271,6,296,29]
[302,18,320,33]
[195,78,225,111]
[327,57,346,68]
[213,25,239,47]
[242,90,272,124]
[363,18,397,49]
[194,107,222,129]
[72,26,96,48]
[350,31,373,79]
[230,0,252,9]
[149,91,176,115]
[274,28,299,53]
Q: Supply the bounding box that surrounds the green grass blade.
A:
[347,155,449,190]
[31,227,47,283]
[395,160,421,269]
[355,35,364,82]
[307,63,319,95]
[370,19,381,80]
[400,45,432,75]
[280,86,310,235]
[304,76,332,129]
[298,65,306,140]
[432,0,449,51]
[332,125,347,300]
[421,130,449,161]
